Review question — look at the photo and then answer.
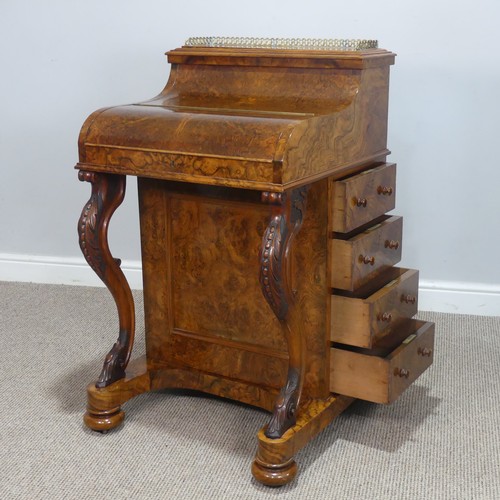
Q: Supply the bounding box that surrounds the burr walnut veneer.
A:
[75,43,434,486]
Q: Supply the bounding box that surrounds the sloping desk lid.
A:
[77,39,395,191]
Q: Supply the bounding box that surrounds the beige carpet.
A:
[1,281,499,499]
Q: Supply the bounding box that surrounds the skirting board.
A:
[0,253,143,290]
[417,280,500,316]
[1,253,499,316]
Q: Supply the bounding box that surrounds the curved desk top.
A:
[77,46,395,191]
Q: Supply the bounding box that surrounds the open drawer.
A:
[331,267,419,348]
[330,215,403,291]
[330,320,434,404]
[329,163,397,233]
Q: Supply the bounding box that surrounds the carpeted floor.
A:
[1,281,499,499]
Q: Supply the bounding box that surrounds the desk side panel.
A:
[138,179,330,399]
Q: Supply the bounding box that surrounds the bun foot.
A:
[251,458,297,487]
[84,405,124,432]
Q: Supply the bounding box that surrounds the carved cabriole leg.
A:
[254,184,356,486]
[259,187,309,440]
[78,170,135,430]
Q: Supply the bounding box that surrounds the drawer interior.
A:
[332,266,412,299]
[331,214,390,240]
[332,318,427,358]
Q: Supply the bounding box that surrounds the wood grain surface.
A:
[331,268,419,348]
[330,215,403,290]
[329,163,397,233]
[77,47,395,190]
[75,44,435,487]
[330,320,435,403]
[137,178,330,402]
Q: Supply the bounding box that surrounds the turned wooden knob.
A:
[378,312,392,322]
[359,255,375,265]
[401,294,416,304]
[394,368,410,378]
[385,239,400,250]
[377,186,393,196]
[418,347,432,357]
[355,197,367,207]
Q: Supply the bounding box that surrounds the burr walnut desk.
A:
[76,38,435,486]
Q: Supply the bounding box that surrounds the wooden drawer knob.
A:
[377,186,393,196]
[418,347,432,357]
[394,368,410,378]
[355,197,367,207]
[385,239,400,250]
[401,294,416,304]
[377,312,392,322]
[359,255,375,265]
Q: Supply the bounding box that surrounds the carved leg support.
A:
[259,187,309,439]
[78,171,135,391]
[252,395,354,486]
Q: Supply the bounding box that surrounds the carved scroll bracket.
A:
[259,186,309,438]
[78,171,135,388]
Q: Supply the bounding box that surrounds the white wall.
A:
[1,0,499,314]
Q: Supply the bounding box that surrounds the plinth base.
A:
[83,356,354,486]
[252,394,354,485]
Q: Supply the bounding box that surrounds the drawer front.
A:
[330,320,435,404]
[331,216,403,291]
[330,163,396,233]
[331,268,419,348]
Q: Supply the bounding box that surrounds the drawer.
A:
[330,215,403,291]
[331,268,419,348]
[330,163,396,233]
[330,320,435,404]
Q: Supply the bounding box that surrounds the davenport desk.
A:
[76,38,435,486]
